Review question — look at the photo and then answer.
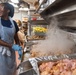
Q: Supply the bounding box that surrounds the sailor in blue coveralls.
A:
[0,3,22,75]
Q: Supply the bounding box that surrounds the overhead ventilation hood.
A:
[40,0,76,25]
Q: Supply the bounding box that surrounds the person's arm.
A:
[14,20,24,50]
[14,32,20,45]
[0,39,12,48]
[14,32,23,60]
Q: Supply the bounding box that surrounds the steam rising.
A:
[31,17,76,57]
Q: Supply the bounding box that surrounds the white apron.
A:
[0,17,16,75]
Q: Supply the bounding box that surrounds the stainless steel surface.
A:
[19,60,37,75]
[19,69,36,75]
[40,0,76,24]
[25,41,34,46]
[19,60,33,74]
[56,10,76,29]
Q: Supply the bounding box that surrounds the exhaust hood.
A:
[40,0,76,24]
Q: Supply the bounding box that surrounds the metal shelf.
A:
[29,20,48,25]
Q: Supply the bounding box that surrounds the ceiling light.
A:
[9,2,18,8]
[11,0,19,3]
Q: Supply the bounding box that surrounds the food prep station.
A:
[17,0,76,75]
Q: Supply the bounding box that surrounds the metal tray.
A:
[19,60,33,73]
[19,69,36,75]
[19,53,76,75]
[29,53,76,75]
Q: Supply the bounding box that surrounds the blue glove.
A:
[12,44,22,51]
[18,50,22,60]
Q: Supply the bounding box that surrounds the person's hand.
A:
[12,44,22,51]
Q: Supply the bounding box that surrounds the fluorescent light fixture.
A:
[19,8,29,11]
[11,0,19,3]
[9,2,18,8]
